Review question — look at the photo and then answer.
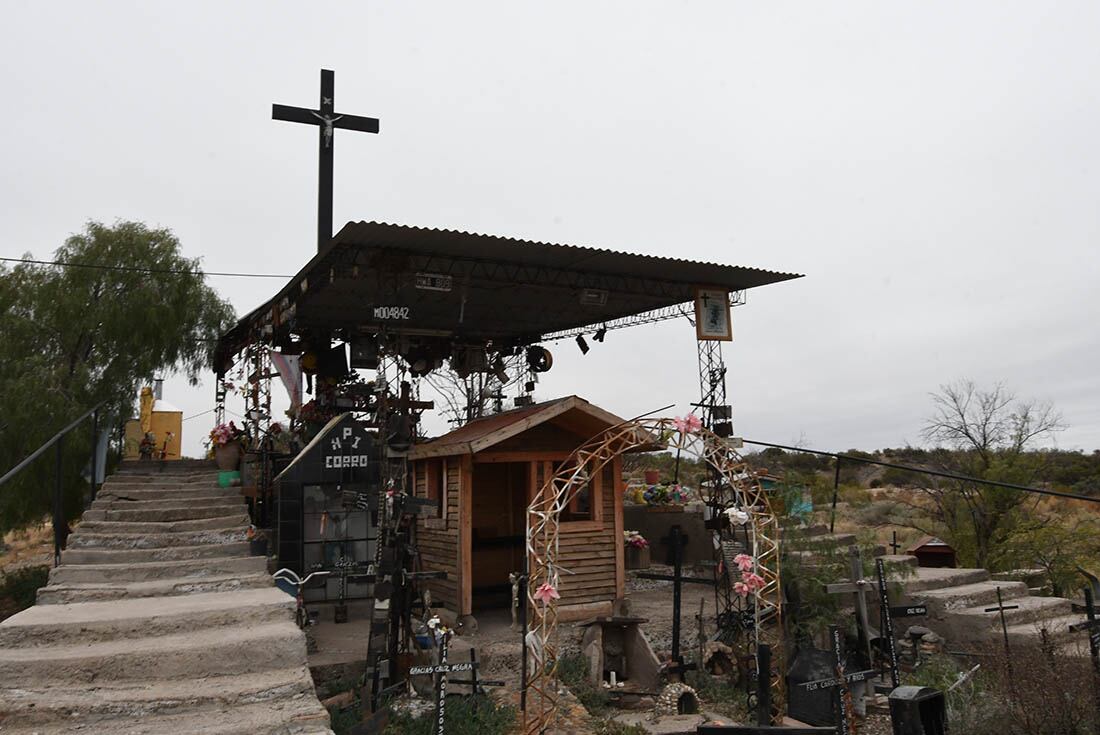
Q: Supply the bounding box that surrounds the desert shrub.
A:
[382,695,515,735]
[555,652,610,714]
[839,484,871,507]
[685,669,749,720]
[904,646,1099,735]
[0,565,48,618]
[852,500,902,527]
[591,720,649,735]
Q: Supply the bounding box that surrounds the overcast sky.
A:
[3,2,1098,458]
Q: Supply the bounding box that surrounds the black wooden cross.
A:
[984,586,1020,658]
[636,525,713,672]
[272,69,380,251]
[889,531,901,555]
[874,556,927,690]
[1070,582,1100,718]
[408,629,475,735]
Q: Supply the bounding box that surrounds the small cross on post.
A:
[984,586,1020,660]
[272,69,380,250]
[889,531,901,555]
[823,546,877,668]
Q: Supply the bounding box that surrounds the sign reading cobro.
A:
[323,426,371,469]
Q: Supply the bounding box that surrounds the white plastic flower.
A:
[725,507,750,526]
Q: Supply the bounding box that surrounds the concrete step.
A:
[919,580,1029,615]
[60,542,251,565]
[48,554,267,584]
[787,532,857,548]
[1004,613,1088,646]
[83,503,246,523]
[1,587,294,647]
[37,571,274,604]
[116,459,216,473]
[877,554,919,570]
[0,667,322,730]
[899,567,991,593]
[0,620,305,685]
[92,495,243,510]
[97,486,233,501]
[67,527,247,549]
[104,473,219,485]
[951,595,1072,633]
[76,513,251,534]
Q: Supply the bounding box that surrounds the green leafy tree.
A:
[905,380,1063,569]
[0,221,235,533]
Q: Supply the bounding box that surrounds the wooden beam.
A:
[613,456,625,600]
[460,455,473,616]
[473,451,570,464]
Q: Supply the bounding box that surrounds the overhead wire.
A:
[0,256,292,279]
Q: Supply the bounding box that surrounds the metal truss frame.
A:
[523,419,782,733]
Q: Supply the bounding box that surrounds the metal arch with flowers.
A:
[523,416,782,734]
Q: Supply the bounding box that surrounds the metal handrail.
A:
[0,401,107,488]
[0,400,108,565]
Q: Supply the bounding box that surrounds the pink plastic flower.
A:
[534,582,560,604]
[733,581,750,598]
[742,572,766,591]
[673,414,703,434]
[733,553,755,573]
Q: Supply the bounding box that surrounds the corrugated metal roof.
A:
[216,221,802,367]
[330,221,802,291]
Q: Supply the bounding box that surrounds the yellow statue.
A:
[139,386,155,434]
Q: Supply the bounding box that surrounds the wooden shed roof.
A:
[409,396,628,460]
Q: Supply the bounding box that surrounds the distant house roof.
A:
[152,399,181,414]
[409,396,636,460]
[905,535,954,553]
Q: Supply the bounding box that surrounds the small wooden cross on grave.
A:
[889,531,901,555]
[1070,580,1100,717]
[636,525,714,675]
[823,546,878,670]
[408,625,477,735]
[984,586,1020,659]
[272,69,380,250]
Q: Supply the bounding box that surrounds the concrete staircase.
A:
[893,556,1086,649]
[786,525,1086,650]
[0,460,332,734]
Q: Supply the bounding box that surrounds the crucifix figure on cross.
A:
[272,69,380,250]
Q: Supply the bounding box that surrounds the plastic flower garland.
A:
[534,582,560,605]
[624,530,649,549]
[208,422,244,447]
[730,552,766,598]
[673,414,703,434]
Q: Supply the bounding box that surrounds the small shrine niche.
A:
[274,413,380,602]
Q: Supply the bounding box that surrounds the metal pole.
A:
[829,458,841,533]
[520,567,529,712]
[53,436,64,566]
[671,525,683,665]
[756,644,772,725]
[89,409,99,503]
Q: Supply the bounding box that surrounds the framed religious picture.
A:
[694,288,733,341]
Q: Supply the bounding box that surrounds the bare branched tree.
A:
[421,355,526,428]
[901,380,1065,568]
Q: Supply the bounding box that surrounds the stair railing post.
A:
[53,435,64,567]
[89,409,99,503]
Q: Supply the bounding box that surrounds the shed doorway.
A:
[471,462,528,611]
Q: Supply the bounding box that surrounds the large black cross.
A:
[272,69,379,250]
[636,525,713,670]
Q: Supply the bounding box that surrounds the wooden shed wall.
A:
[414,460,462,612]
[548,459,624,606]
